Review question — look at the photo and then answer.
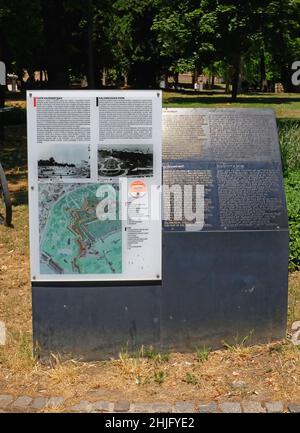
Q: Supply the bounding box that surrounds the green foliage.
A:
[140,345,170,362]
[183,372,198,385]
[279,121,300,173]
[153,370,165,384]
[152,1,201,74]
[268,342,290,354]
[278,120,300,272]
[195,345,211,362]
[285,171,300,272]
[1,0,300,92]
[119,344,170,363]
[222,330,255,351]
[0,0,44,71]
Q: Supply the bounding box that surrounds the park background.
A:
[0,0,300,411]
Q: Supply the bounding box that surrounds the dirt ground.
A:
[0,121,299,406]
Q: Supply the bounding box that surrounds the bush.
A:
[278,120,300,271]
[278,120,300,172]
[285,171,300,272]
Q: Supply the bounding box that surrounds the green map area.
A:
[39,184,122,275]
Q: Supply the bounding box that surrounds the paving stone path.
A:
[0,394,299,413]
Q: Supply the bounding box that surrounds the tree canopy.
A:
[0,0,299,98]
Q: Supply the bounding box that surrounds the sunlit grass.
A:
[162,91,300,119]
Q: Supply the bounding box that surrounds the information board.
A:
[27,90,162,282]
[163,108,288,232]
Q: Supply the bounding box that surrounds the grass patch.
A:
[183,372,198,385]
[119,345,170,363]
[288,272,300,325]
[195,346,211,363]
[0,330,35,373]
[153,370,166,385]
[222,330,255,353]
[141,346,170,363]
[162,91,300,119]
[268,341,290,355]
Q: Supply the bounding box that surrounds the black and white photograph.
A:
[38,143,90,179]
[98,143,153,177]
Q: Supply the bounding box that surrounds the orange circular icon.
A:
[129,180,147,198]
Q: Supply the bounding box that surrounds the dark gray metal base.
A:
[32,230,289,360]
[161,230,289,351]
[32,283,161,361]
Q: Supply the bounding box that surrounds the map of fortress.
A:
[39,184,122,275]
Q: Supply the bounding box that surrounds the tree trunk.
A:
[87,0,95,89]
[0,64,4,142]
[0,85,4,108]
[174,72,179,89]
[191,69,196,87]
[0,86,4,142]
[130,61,157,89]
[231,55,241,100]
[260,49,268,92]
[193,69,199,89]
[0,31,6,108]
[41,0,69,89]
[281,66,293,93]
[102,68,106,87]
[164,73,169,89]
[124,72,128,88]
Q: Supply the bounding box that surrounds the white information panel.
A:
[27,90,162,282]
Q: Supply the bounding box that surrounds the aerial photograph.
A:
[98,143,153,177]
[38,143,90,179]
[39,183,121,275]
